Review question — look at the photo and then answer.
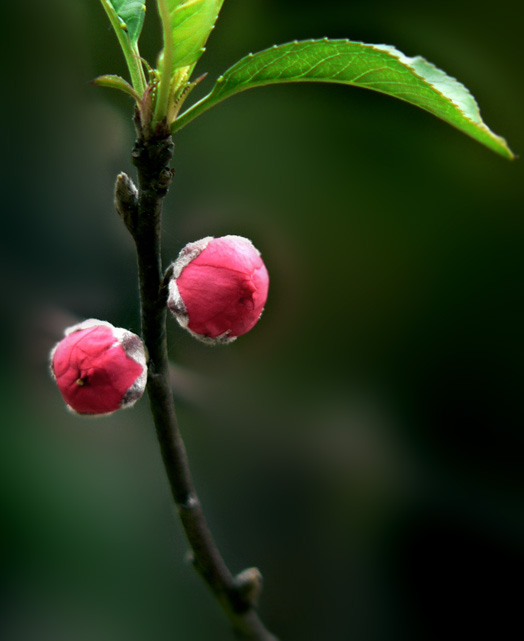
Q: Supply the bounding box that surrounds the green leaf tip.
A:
[373,44,514,160]
[172,39,514,159]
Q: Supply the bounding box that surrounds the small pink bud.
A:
[50,319,147,416]
[168,235,269,344]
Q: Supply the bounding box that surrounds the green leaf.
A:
[92,74,140,101]
[105,0,146,44]
[173,39,513,159]
[99,0,147,94]
[163,0,225,71]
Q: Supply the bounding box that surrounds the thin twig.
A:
[116,115,278,641]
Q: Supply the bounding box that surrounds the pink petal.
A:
[52,325,144,415]
[176,237,269,339]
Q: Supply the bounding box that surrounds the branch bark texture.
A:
[115,115,278,641]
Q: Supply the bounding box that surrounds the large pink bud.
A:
[168,235,269,344]
[50,319,147,416]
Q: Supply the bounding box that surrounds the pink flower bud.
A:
[50,319,147,416]
[168,235,269,344]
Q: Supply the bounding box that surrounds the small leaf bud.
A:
[114,172,139,232]
[235,567,264,606]
[168,235,269,344]
[50,319,147,416]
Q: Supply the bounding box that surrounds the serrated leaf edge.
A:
[172,39,514,159]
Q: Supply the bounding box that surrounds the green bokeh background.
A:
[1,1,523,639]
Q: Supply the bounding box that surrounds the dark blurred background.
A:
[1,1,523,639]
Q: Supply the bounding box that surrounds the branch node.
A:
[178,492,200,512]
[235,567,264,608]
[157,167,175,194]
